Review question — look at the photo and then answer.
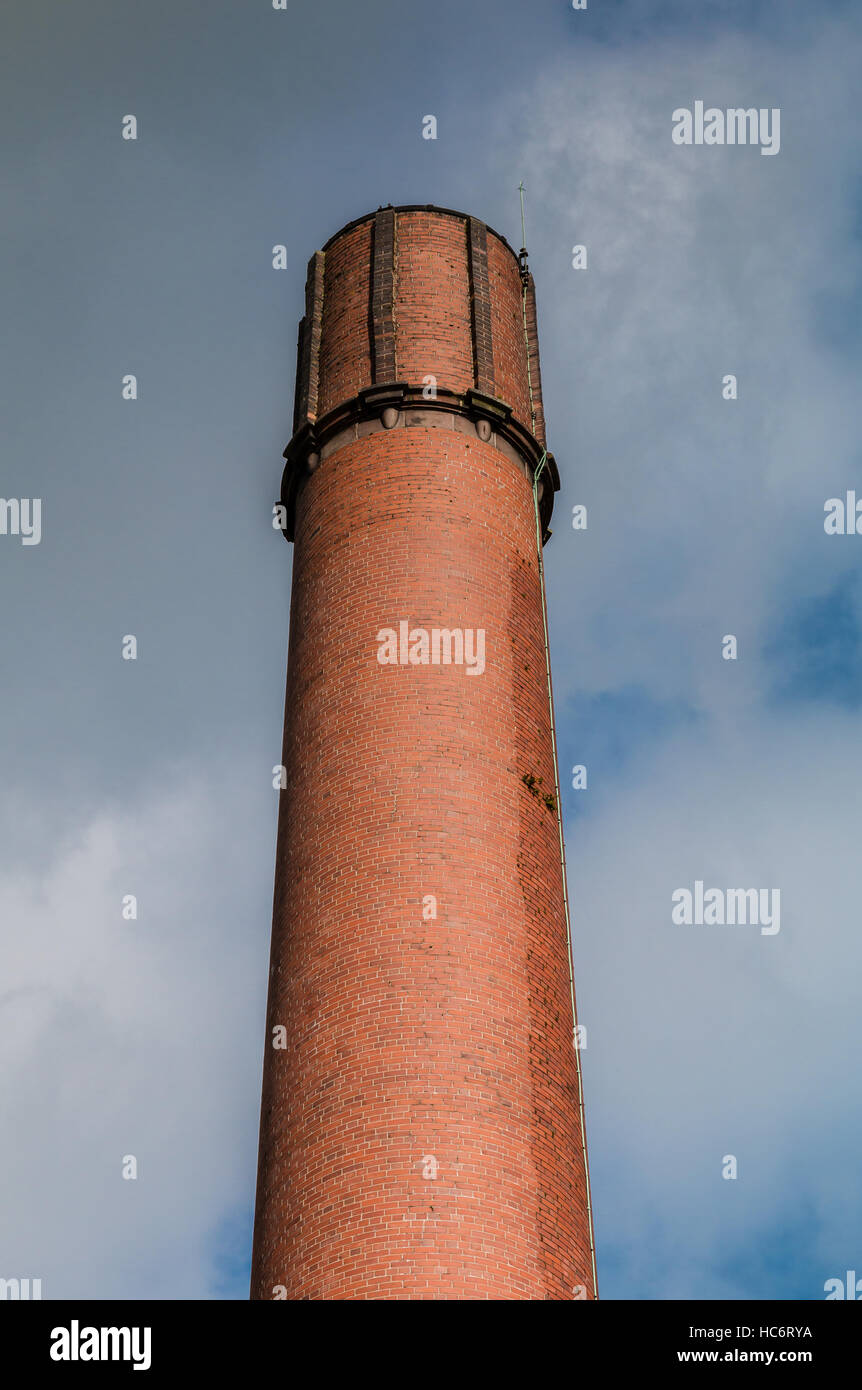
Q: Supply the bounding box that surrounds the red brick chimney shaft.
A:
[250,205,595,1300]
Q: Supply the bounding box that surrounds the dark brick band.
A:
[370,208,397,382]
[467,217,494,396]
[293,250,325,432]
[522,273,546,448]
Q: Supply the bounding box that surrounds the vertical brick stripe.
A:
[370,208,397,382]
[523,273,546,448]
[317,224,372,416]
[395,211,473,394]
[486,233,533,430]
[294,250,325,430]
[292,318,307,435]
[466,217,495,395]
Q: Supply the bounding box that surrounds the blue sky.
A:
[1,0,860,1299]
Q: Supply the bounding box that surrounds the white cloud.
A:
[508,17,862,711]
[569,709,862,1296]
[0,766,273,1298]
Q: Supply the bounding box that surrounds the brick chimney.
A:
[250,205,596,1301]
